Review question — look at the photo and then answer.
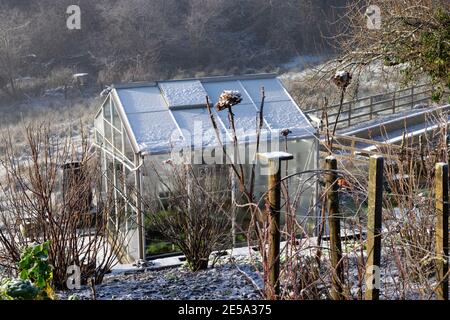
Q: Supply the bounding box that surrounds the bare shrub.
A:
[0,8,29,97]
[46,68,73,89]
[206,82,450,300]
[324,0,450,101]
[0,124,129,289]
[376,113,449,299]
[316,110,450,300]
[144,163,232,271]
[205,89,329,299]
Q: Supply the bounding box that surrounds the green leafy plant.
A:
[18,241,54,299]
[1,279,40,300]
[68,294,80,300]
[0,241,56,300]
[146,241,179,255]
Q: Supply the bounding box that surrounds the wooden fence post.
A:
[325,156,345,299]
[392,92,396,114]
[348,103,352,128]
[258,152,294,299]
[365,155,384,300]
[369,97,374,120]
[435,163,449,300]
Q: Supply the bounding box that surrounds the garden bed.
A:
[57,257,262,300]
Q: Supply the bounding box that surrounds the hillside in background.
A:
[0,0,347,102]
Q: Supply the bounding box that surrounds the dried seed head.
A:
[332,71,352,89]
[215,90,243,111]
[163,159,173,165]
[281,128,292,137]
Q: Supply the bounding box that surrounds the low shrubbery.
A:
[0,125,128,289]
[1,241,54,300]
[145,165,231,271]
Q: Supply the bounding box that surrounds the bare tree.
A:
[331,0,449,99]
[0,8,29,96]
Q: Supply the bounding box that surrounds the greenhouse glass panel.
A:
[104,120,113,145]
[263,101,315,137]
[113,127,123,154]
[95,130,103,145]
[94,113,104,136]
[241,78,288,102]
[172,108,226,149]
[116,87,167,114]
[103,99,111,120]
[159,80,207,108]
[202,81,252,105]
[127,111,181,154]
[124,133,134,161]
[112,103,122,129]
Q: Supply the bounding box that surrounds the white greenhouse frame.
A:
[93,74,319,262]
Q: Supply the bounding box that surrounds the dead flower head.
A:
[216,90,243,111]
[332,71,352,89]
[281,128,292,137]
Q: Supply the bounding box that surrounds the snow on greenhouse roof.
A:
[159,80,208,108]
[111,74,315,155]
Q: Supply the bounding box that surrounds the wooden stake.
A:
[365,155,384,300]
[435,163,449,300]
[258,152,293,299]
[325,156,344,299]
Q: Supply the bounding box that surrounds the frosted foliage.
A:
[94,113,104,136]
[216,90,243,111]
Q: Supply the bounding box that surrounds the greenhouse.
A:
[93,74,319,262]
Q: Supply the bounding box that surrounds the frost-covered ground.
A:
[57,256,262,300]
[279,55,331,73]
[53,238,436,301]
[280,59,428,111]
[280,59,408,93]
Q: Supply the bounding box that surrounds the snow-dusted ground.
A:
[280,58,407,92]
[52,234,436,300]
[279,58,428,111]
[57,256,262,300]
[279,55,331,73]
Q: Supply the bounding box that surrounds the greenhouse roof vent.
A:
[159,80,208,109]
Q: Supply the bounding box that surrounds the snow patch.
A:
[117,87,167,114]
[159,80,207,108]
[127,111,182,154]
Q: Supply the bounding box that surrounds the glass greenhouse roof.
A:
[111,74,316,155]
